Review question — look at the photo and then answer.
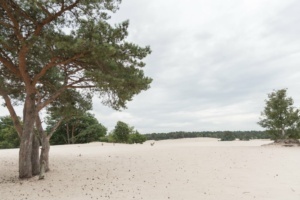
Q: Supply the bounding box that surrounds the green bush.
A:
[112,121,131,143]
[99,134,116,143]
[76,124,107,143]
[99,136,109,143]
[220,131,236,141]
[128,132,147,144]
[108,121,146,144]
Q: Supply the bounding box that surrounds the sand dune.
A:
[1,138,300,200]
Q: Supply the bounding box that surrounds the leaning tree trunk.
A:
[36,115,63,173]
[31,133,40,176]
[71,124,76,144]
[19,94,37,179]
[36,115,50,172]
[40,136,50,172]
[66,124,70,144]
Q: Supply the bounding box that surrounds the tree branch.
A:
[18,46,31,86]
[36,2,52,17]
[32,57,58,85]
[37,75,94,111]
[0,91,22,137]
[0,52,21,78]
[69,85,96,89]
[33,0,81,37]
[35,113,44,142]
[0,1,24,41]
[0,39,18,52]
[32,53,84,85]
[36,85,68,111]
[0,20,14,29]
[48,118,64,139]
[8,0,37,24]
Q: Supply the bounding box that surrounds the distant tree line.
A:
[4,89,300,150]
[144,131,270,141]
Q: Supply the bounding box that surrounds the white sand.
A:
[1,138,300,200]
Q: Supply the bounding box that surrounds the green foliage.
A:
[101,121,146,144]
[128,131,147,144]
[45,88,93,145]
[0,0,152,111]
[49,113,107,145]
[145,131,269,141]
[46,89,93,122]
[220,131,236,141]
[258,89,300,140]
[0,116,20,149]
[237,134,251,141]
[112,121,132,143]
[76,124,107,143]
[99,136,109,143]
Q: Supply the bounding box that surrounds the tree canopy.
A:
[258,89,300,141]
[112,121,132,143]
[0,0,152,111]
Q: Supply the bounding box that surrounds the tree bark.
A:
[36,115,50,172]
[19,93,37,179]
[36,115,63,173]
[40,136,50,172]
[19,131,33,178]
[66,123,70,144]
[71,124,75,144]
[19,92,36,178]
[31,133,40,176]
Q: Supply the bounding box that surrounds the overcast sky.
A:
[2,0,300,134]
[90,0,300,133]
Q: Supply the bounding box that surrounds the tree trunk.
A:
[71,124,75,144]
[66,124,70,144]
[19,131,33,178]
[36,115,50,172]
[31,133,40,176]
[40,136,50,172]
[19,94,37,179]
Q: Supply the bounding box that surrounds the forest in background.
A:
[145,131,269,141]
[0,114,270,149]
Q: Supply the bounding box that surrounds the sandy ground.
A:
[1,138,300,200]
